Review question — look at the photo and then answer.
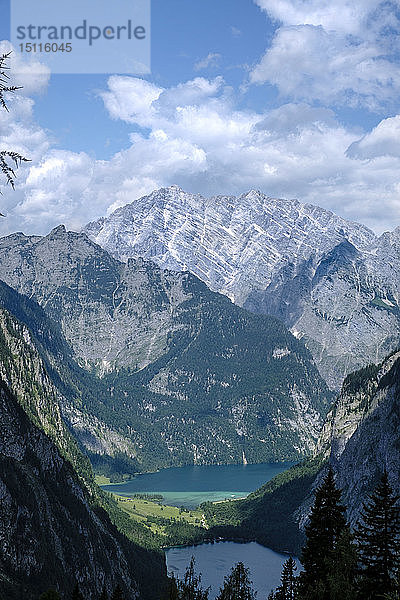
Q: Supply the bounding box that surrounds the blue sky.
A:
[1,0,400,235]
[1,0,272,158]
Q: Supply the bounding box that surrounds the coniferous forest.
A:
[2,3,400,600]
[35,468,400,600]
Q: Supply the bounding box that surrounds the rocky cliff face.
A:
[0,304,95,492]
[0,281,139,480]
[0,307,166,600]
[209,350,400,555]
[0,380,166,600]
[0,227,332,467]
[83,186,400,389]
[294,350,400,533]
[318,351,400,523]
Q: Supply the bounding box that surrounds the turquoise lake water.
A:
[102,462,298,597]
[101,461,293,508]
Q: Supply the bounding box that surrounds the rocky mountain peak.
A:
[0,225,333,468]
[48,224,67,238]
[81,186,394,388]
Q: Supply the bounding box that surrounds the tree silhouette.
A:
[99,584,109,600]
[327,527,358,600]
[356,470,400,600]
[0,52,29,202]
[275,557,298,600]
[111,584,125,600]
[175,556,210,600]
[215,562,256,600]
[168,572,179,600]
[71,582,84,600]
[298,467,347,599]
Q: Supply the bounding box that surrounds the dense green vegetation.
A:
[267,469,400,600]
[203,456,325,554]
[0,243,334,475]
[342,363,380,396]
[103,492,211,549]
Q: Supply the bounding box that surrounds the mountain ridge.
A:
[83,186,400,389]
[0,227,333,470]
[204,348,400,555]
[0,304,167,600]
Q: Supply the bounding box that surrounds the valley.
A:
[0,189,399,599]
[1,0,400,595]
[0,226,332,476]
[101,461,297,596]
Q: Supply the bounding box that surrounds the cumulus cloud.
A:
[255,103,337,134]
[254,0,381,34]
[2,71,400,237]
[100,76,162,124]
[347,116,400,159]
[251,1,400,110]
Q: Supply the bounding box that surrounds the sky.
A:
[1,0,400,236]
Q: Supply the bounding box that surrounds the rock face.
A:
[207,350,400,555]
[0,228,333,468]
[0,306,166,600]
[83,186,400,389]
[296,351,400,532]
[0,279,140,478]
[0,301,95,492]
[319,351,400,523]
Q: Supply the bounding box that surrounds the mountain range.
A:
[205,349,400,555]
[0,303,166,600]
[84,186,400,389]
[1,185,400,598]
[0,225,332,474]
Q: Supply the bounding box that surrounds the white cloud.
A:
[100,76,162,125]
[0,41,50,95]
[2,72,400,237]
[194,53,222,71]
[254,0,381,34]
[255,102,337,134]
[250,25,400,109]
[251,1,400,110]
[347,116,400,159]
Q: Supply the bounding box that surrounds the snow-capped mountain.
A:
[84,186,400,389]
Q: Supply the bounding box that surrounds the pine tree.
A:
[176,556,210,600]
[326,527,358,600]
[215,562,256,600]
[298,467,347,599]
[275,557,298,600]
[71,583,84,600]
[168,572,179,600]
[356,470,400,600]
[99,584,109,600]
[111,584,125,600]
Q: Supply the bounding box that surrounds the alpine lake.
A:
[101,462,297,599]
